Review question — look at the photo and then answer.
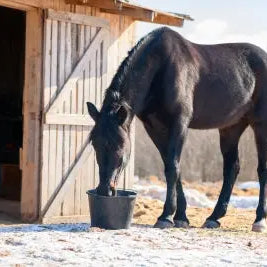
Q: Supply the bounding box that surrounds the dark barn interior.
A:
[0,6,25,219]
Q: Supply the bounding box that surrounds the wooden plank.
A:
[54,21,65,215]
[154,14,184,27]
[66,0,119,10]
[41,19,52,211]
[21,8,43,222]
[75,24,85,215]
[46,9,110,29]
[48,20,58,203]
[46,114,94,126]
[65,0,188,27]
[6,0,43,8]
[80,25,92,215]
[68,36,78,216]
[100,8,184,27]
[45,27,108,115]
[101,33,109,101]
[81,143,94,215]
[87,33,98,189]
[42,141,93,218]
[63,22,72,174]
[0,0,36,10]
[71,23,78,68]
[100,7,154,22]
[62,22,72,215]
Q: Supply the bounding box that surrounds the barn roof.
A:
[65,0,193,27]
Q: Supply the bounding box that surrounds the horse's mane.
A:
[102,27,168,110]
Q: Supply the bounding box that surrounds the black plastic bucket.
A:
[87,189,137,230]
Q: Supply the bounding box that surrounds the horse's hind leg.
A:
[251,123,267,232]
[203,120,248,229]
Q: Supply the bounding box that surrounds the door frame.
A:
[0,1,43,222]
[21,7,43,222]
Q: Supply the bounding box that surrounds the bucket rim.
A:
[86,188,137,199]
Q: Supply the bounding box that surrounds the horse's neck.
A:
[104,34,163,118]
[120,55,160,116]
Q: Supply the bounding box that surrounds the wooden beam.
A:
[154,14,184,27]
[65,0,188,27]
[100,7,155,22]
[41,140,93,219]
[21,8,43,223]
[65,0,119,10]
[45,114,95,126]
[0,0,43,9]
[46,9,110,29]
[0,0,35,10]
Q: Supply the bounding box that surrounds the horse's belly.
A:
[188,71,255,129]
[189,100,253,129]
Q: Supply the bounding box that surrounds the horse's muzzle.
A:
[96,184,116,196]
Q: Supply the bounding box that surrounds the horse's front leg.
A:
[154,118,189,229]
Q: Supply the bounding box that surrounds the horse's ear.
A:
[87,102,99,122]
[115,105,128,126]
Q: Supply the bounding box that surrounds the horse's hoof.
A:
[154,219,174,229]
[202,219,220,229]
[252,219,267,233]
[174,220,190,228]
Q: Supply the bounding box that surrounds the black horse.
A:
[87,27,267,232]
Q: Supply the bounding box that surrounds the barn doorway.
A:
[0,6,25,222]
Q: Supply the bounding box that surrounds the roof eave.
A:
[65,0,193,27]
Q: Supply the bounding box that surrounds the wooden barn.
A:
[0,0,192,223]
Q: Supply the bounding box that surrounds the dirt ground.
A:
[133,198,256,232]
[134,177,259,232]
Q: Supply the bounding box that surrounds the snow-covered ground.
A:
[229,196,258,209]
[0,180,264,266]
[133,183,215,208]
[133,179,260,209]
[237,181,259,190]
[0,223,266,266]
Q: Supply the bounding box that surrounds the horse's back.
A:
[188,43,258,128]
[159,30,267,129]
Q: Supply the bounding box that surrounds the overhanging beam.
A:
[65,0,192,27]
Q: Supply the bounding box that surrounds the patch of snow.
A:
[134,182,260,209]
[230,196,258,209]
[133,175,140,183]
[133,184,166,201]
[133,184,215,208]
[185,189,215,208]
[237,181,259,190]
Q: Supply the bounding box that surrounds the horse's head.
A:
[87,102,131,196]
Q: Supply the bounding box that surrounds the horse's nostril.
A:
[111,187,117,196]
[110,181,117,196]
